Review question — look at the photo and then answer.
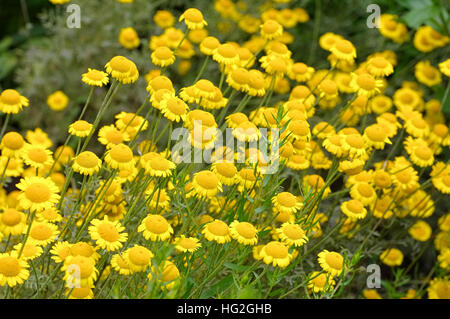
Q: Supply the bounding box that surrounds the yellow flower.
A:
[438,59,450,77]
[363,289,382,299]
[260,241,292,268]
[1,131,25,158]
[88,216,128,251]
[111,254,132,276]
[154,10,175,29]
[105,56,139,84]
[25,128,53,149]
[408,220,432,242]
[138,214,173,242]
[104,143,135,171]
[200,36,221,55]
[366,56,394,77]
[277,222,308,247]
[202,219,231,244]
[272,192,302,214]
[0,208,26,236]
[330,39,356,62]
[340,199,367,220]
[415,60,442,87]
[404,136,434,167]
[212,43,240,65]
[28,221,60,247]
[47,90,69,111]
[159,94,189,122]
[427,278,450,299]
[81,68,109,87]
[16,176,60,212]
[20,144,54,170]
[68,120,92,138]
[229,220,258,245]
[119,27,140,49]
[192,170,222,199]
[318,250,344,277]
[179,8,207,30]
[438,250,450,270]
[260,19,283,40]
[98,124,130,148]
[307,271,336,293]
[350,72,383,97]
[173,235,201,253]
[13,243,43,261]
[0,252,30,287]
[123,245,154,272]
[0,89,29,114]
[62,255,98,287]
[72,151,102,176]
[380,248,403,267]
[151,46,176,67]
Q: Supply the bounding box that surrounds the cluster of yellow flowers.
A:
[1,0,450,299]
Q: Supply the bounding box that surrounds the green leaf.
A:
[199,275,234,298]
[401,6,440,29]
[236,287,261,299]
[224,262,250,272]
[0,52,17,80]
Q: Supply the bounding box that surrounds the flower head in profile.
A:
[0,89,29,114]
[179,8,207,30]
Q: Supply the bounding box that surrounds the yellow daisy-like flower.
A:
[36,207,62,223]
[50,241,71,264]
[277,222,308,247]
[363,123,392,149]
[104,56,139,84]
[330,38,356,62]
[366,56,394,77]
[98,124,130,148]
[192,170,223,199]
[154,10,175,29]
[0,252,30,287]
[307,271,336,294]
[28,221,60,247]
[260,241,292,268]
[179,8,207,30]
[363,289,383,299]
[68,120,93,138]
[202,219,231,244]
[229,220,258,246]
[272,192,303,214]
[47,90,69,111]
[1,131,26,158]
[431,162,450,194]
[88,216,128,251]
[153,260,180,290]
[13,243,43,261]
[119,27,140,50]
[0,208,26,236]
[72,151,102,176]
[0,89,29,114]
[25,128,53,149]
[16,176,60,212]
[408,220,432,242]
[370,95,392,114]
[380,248,403,267]
[151,46,176,67]
[62,255,99,287]
[259,54,288,75]
[115,112,148,138]
[288,62,315,83]
[318,250,344,277]
[81,68,109,87]
[415,60,442,87]
[404,136,434,167]
[438,250,450,270]
[350,72,383,97]
[211,161,237,186]
[69,242,100,262]
[342,133,367,158]
[212,43,240,66]
[232,121,260,142]
[104,143,135,171]
[174,235,202,253]
[111,253,132,276]
[138,214,173,242]
[20,144,54,170]
[260,19,283,40]
[160,94,189,122]
[199,36,220,56]
[350,182,376,206]
[123,245,154,273]
[67,287,95,300]
[340,199,367,220]
[438,59,450,77]
[427,278,450,299]
[0,156,23,178]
